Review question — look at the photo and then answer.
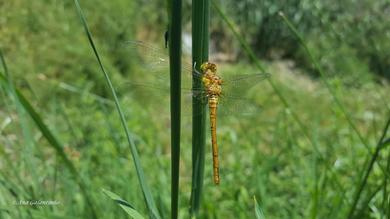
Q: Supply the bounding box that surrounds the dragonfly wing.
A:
[124,40,169,73]
[123,40,200,84]
[221,73,270,98]
[216,95,263,117]
[181,87,209,117]
[209,72,270,116]
[120,81,208,117]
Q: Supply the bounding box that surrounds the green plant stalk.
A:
[168,0,182,218]
[99,102,123,155]
[73,1,160,218]
[309,153,320,219]
[190,0,209,216]
[385,149,390,217]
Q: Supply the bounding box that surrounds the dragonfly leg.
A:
[192,62,203,76]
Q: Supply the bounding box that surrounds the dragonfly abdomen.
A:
[209,96,220,184]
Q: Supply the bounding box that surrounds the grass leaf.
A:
[72,1,160,218]
[102,189,145,219]
[254,196,266,219]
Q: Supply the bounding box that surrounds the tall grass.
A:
[73,1,160,218]
[190,0,210,216]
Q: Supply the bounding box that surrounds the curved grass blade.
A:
[102,189,145,219]
[254,196,266,219]
[72,1,160,218]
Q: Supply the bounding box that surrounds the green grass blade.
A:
[309,154,319,219]
[385,148,390,217]
[168,0,182,218]
[0,51,98,218]
[72,1,160,218]
[102,189,146,219]
[190,0,209,216]
[254,196,266,219]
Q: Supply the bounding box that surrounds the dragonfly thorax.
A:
[200,62,223,98]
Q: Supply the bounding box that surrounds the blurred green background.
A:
[0,0,389,218]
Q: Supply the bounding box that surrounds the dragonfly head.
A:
[200,62,217,73]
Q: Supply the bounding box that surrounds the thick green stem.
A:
[168,0,182,218]
[190,0,209,216]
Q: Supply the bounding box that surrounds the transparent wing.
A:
[120,82,206,117]
[222,73,270,98]
[123,40,200,84]
[212,74,268,116]
[217,97,263,117]
[122,40,270,117]
[120,79,267,118]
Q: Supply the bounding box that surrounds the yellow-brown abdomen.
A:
[209,96,220,184]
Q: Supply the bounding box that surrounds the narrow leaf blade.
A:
[102,189,145,219]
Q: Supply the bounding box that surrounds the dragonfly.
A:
[123,40,270,184]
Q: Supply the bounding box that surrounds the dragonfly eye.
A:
[200,62,217,73]
[210,63,217,72]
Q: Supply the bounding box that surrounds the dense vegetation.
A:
[0,0,389,218]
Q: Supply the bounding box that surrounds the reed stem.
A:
[190,0,210,216]
[168,0,182,218]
